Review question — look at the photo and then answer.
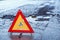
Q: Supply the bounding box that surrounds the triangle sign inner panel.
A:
[8,10,34,33]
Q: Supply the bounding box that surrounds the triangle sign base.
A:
[8,10,34,33]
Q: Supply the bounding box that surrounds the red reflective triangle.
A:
[8,10,34,33]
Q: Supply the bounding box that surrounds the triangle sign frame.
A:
[8,10,34,33]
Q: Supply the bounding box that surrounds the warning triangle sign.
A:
[8,10,34,33]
